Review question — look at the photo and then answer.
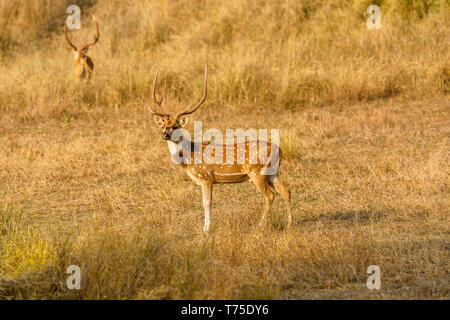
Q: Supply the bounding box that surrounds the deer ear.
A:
[178,117,189,127]
[153,115,165,128]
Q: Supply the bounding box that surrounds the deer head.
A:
[64,15,99,79]
[150,65,208,140]
[65,15,99,57]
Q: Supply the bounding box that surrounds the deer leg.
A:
[270,175,292,228]
[251,176,274,228]
[201,182,213,232]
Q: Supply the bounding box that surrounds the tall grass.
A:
[0,0,448,121]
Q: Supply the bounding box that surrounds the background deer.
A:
[149,65,292,232]
[64,15,99,80]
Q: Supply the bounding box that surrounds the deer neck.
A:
[166,131,194,166]
[74,52,87,65]
[166,139,183,156]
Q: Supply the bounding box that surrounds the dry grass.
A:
[0,0,449,299]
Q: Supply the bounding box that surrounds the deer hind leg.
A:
[200,182,213,232]
[269,175,292,228]
[250,175,274,228]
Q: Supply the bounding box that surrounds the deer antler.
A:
[64,15,78,51]
[150,68,167,117]
[176,64,208,118]
[80,16,99,52]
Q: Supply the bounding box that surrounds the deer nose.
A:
[162,132,171,140]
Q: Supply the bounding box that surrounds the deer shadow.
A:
[297,209,377,225]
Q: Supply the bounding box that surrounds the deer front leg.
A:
[201,182,213,232]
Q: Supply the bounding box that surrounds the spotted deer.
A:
[150,65,292,232]
[64,15,99,79]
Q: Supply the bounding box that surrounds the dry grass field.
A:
[0,0,449,299]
